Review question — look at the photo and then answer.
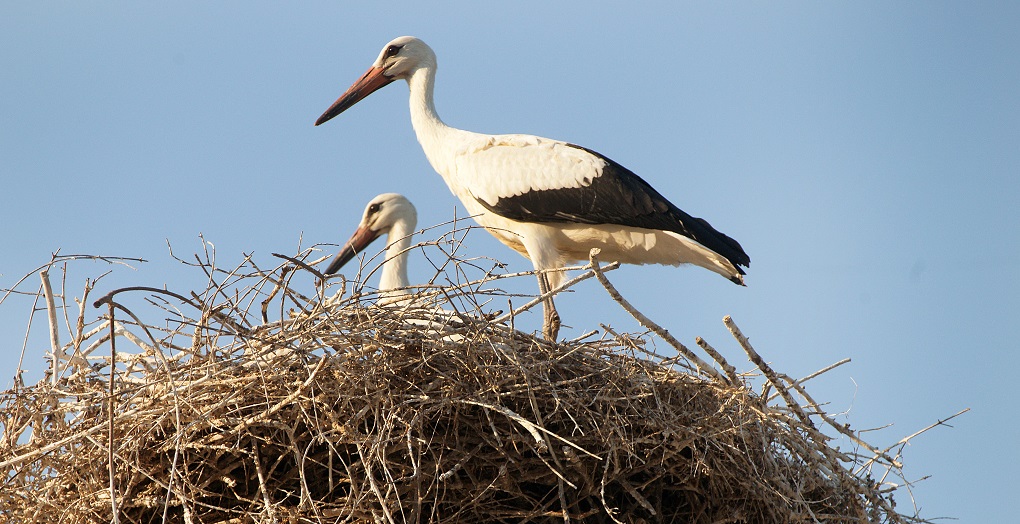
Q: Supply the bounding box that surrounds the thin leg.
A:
[537,273,561,341]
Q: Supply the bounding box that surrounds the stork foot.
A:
[542,307,561,342]
[537,272,561,341]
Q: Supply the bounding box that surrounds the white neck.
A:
[377,219,414,302]
[406,66,466,180]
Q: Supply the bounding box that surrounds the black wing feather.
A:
[476,143,750,271]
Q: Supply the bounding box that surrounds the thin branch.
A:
[41,268,61,386]
[589,249,726,383]
[106,301,120,524]
[861,408,970,472]
[272,252,324,280]
[767,358,851,403]
[490,261,620,326]
[695,337,739,385]
[723,315,814,427]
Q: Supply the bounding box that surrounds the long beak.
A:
[324,225,381,276]
[315,66,394,126]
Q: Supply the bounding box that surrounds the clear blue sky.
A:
[2,2,1017,521]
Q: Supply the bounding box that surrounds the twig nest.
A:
[2,300,912,523]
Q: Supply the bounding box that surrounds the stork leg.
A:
[537,272,561,341]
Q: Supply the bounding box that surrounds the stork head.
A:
[315,36,435,126]
[324,193,418,276]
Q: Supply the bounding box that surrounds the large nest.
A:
[1,244,942,523]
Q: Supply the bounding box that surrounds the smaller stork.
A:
[324,193,417,304]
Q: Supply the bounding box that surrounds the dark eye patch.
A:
[384,45,402,58]
[368,203,381,214]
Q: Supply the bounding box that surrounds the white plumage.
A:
[315,36,750,340]
[323,192,417,305]
[323,193,476,343]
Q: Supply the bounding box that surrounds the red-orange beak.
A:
[315,66,394,126]
[324,225,382,276]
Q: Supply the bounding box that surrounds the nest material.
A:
[1,249,930,523]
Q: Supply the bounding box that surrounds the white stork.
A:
[314,36,750,340]
[323,192,417,304]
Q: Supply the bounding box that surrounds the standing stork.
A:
[324,192,417,305]
[315,36,749,340]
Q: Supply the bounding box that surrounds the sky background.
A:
[2,2,1017,521]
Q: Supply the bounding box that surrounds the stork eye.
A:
[384,44,402,58]
[368,203,381,214]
